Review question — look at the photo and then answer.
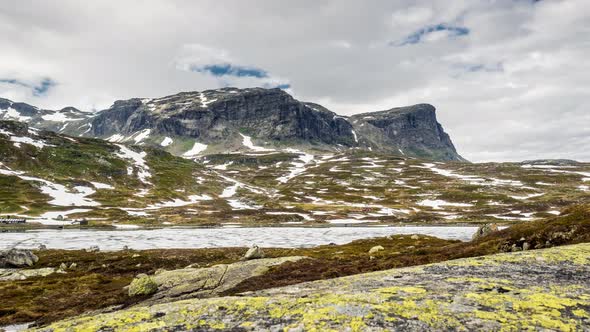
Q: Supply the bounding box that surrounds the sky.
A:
[0,0,589,162]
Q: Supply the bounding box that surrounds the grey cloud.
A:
[0,0,588,161]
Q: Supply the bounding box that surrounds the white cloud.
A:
[0,0,588,162]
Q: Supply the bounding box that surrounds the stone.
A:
[243,245,265,260]
[472,223,499,240]
[141,256,306,305]
[0,249,38,268]
[128,274,158,297]
[410,235,420,240]
[59,263,68,270]
[69,263,77,269]
[522,242,531,251]
[368,245,385,254]
[0,267,55,281]
[86,245,100,253]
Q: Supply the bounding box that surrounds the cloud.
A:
[0,77,56,96]
[0,0,588,162]
[394,23,469,46]
[191,64,269,79]
[175,43,289,89]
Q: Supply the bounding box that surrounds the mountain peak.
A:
[0,88,463,161]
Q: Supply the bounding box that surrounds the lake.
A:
[0,226,482,250]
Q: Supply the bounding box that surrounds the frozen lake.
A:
[0,226,481,251]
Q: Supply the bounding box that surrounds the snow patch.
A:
[115,144,151,185]
[132,129,151,144]
[240,133,274,152]
[41,112,83,122]
[160,137,173,147]
[183,141,208,157]
[417,199,473,210]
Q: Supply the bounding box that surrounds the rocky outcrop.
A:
[1,88,464,161]
[243,245,265,260]
[139,256,306,305]
[35,244,590,331]
[472,223,499,240]
[349,104,464,161]
[0,267,55,281]
[0,249,38,268]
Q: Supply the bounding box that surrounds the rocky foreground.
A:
[33,243,590,331]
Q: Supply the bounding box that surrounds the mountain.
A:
[0,88,464,161]
[1,118,589,227]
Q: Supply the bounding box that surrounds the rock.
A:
[59,263,68,270]
[86,245,100,253]
[40,244,590,331]
[368,245,385,254]
[69,263,77,269]
[128,274,158,297]
[243,245,265,260]
[132,254,140,258]
[0,249,38,268]
[56,214,64,221]
[143,256,306,305]
[472,223,499,240]
[522,242,531,251]
[410,235,420,240]
[0,267,55,281]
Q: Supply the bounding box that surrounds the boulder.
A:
[0,267,55,281]
[411,235,420,240]
[243,245,265,260]
[368,245,385,254]
[128,274,158,297]
[472,223,499,240]
[142,256,306,305]
[0,249,38,268]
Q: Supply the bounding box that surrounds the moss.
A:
[128,275,158,296]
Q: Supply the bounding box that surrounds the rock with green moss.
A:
[35,244,590,331]
[128,274,158,297]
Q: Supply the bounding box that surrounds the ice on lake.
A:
[0,226,481,251]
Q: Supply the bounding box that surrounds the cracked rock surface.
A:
[34,244,590,331]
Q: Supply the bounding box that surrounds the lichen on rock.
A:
[35,244,590,331]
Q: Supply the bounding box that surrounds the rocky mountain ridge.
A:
[0,88,464,161]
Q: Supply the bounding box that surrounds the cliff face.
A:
[0,88,464,161]
[349,104,464,161]
[89,88,356,147]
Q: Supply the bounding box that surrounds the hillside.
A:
[0,120,588,227]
